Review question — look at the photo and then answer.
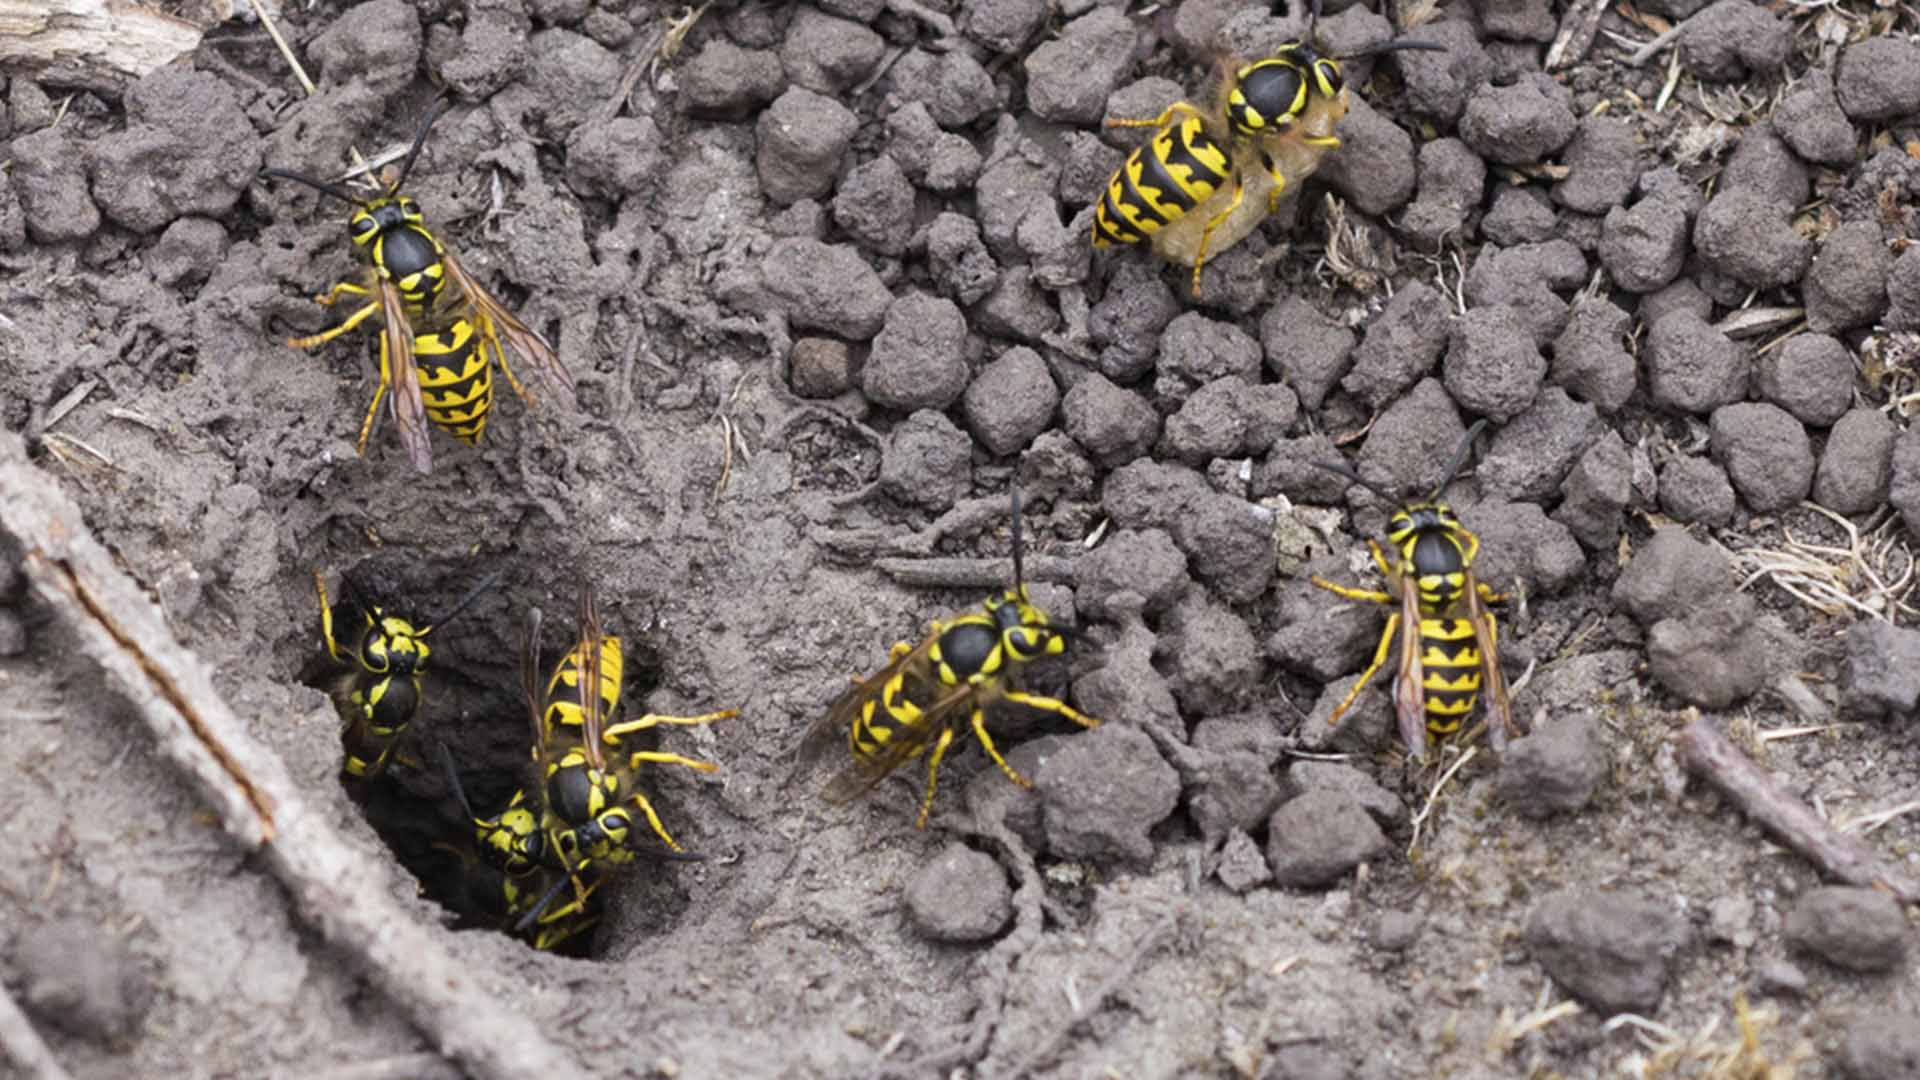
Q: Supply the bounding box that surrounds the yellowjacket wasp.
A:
[450,585,734,941]
[1093,0,1441,297]
[807,491,1102,829]
[1309,420,1520,761]
[261,96,576,473]
[314,567,498,782]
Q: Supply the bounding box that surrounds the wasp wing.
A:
[572,582,607,773]
[442,252,577,411]
[807,632,963,803]
[1464,571,1517,752]
[1391,574,1429,762]
[375,275,434,475]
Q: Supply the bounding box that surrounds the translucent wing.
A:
[573,583,607,773]
[1392,574,1428,762]
[442,251,576,410]
[1465,571,1517,752]
[376,275,434,474]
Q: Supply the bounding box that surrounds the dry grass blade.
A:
[1837,798,1920,836]
[1610,992,1812,1078]
[1729,504,1920,625]
[1486,997,1581,1058]
[1407,745,1476,856]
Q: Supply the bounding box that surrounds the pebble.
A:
[1525,888,1686,1014]
[963,347,1058,456]
[1265,789,1390,888]
[1612,526,1733,626]
[1038,725,1180,863]
[1784,886,1910,972]
[1815,408,1897,516]
[1708,402,1815,513]
[905,844,1013,942]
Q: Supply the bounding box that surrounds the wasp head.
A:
[356,612,431,675]
[985,587,1068,664]
[1228,46,1344,138]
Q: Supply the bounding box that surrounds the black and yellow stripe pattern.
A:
[1093,112,1232,248]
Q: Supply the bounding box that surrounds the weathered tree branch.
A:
[0,432,579,1080]
[0,0,202,90]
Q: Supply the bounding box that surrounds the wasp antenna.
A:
[522,606,548,754]
[259,168,367,207]
[1429,418,1490,501]
[424,569,503,635]
[1338,38,1448,60]
[335,572,379,615]
[435,740,479,821]
[390,93,454,196]
[1009,487,1028,594]
[513,872,575,935]
[1309,457,1401,505]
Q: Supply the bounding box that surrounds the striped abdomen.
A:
[1415,615,1483,737]
[543,635,624,743]
[414,320,494,445]
[1093,115,1232,248]
[341,671,422,778]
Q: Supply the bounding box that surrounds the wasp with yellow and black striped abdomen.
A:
[449,586,734,940]
[1309,420,1520,762]
[314,567,499,782]
[1092,0,1442,297]
[260,96,576,474]
[805,491,1102,829]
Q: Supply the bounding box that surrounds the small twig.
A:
[1623,16,1692,66]
[245,0,315,95]
[105,407,165,431]
[1679,714,1920,902]
[41,378,96,431]
[1838,799,1920,837]
[1407,745,1477,855]
[872,554,1078,590]
[1002,914,1179,1078]
[1545,0,1608,71]
[0,978,72,1080]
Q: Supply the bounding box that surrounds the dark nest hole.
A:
[296,552,699,959]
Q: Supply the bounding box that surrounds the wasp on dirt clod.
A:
[804,490,1102,829]
[314,567,499,783]
[1092,0,1442,297]
[260,95,576,473]
[1309,420,1521,762]
[443,583,736,950]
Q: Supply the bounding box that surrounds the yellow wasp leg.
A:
[355,331,396,456]
[626,750,719,774]
[1310,576,1394,605]
[288,298,381,349]
[1326,611,1400,725]
[313,571,347,663]
[914,727,960,830]
[1189,176,1247,298]
[1105,99,1208,131]
[312,280,371,307]
[602,708,736,742]
[1001,690,1100,730]
[476,319,534,407]
[625,789,685,852]
[1477,583,1511,604]
[969,707,1033,789]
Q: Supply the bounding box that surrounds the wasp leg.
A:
[626,749,719,775]
[288,298,382,349]
[1188,174,1247,298]
[312,280,371,307]
[1104,99,1208,131]
[602,708,736,742]
[1309,576,1394,605]
[355,330,397,456]
[314,570,349,663]
[1326,611,1400,725]
[1477,582,1511,604]
[1001,690,1100,730]
[475,317,534,409]
[913,726,960,830]
[624,789,686,852]
[969,707,1035,790]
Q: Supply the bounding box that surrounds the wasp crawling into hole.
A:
[806,491,1102,829]
[314,567,499,783]
[1092,0,1442,297]
[260,96,576,473]
[1310,420,1521,762]
[442,583,735,950]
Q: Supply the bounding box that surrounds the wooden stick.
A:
[0,979,72,1080]
[0,432,580,1080]
[1545,0,1607,72]
[1679,715,1920,903]
[0,0,200,89]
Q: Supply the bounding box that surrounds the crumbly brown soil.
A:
[2,1,1917,1078]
